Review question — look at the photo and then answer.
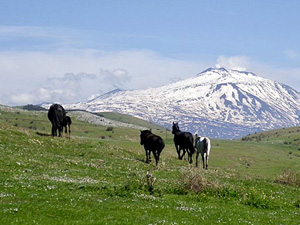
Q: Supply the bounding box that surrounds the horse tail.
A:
[194,133,198,148]
[203,138,207,152]
[159,137,165,151]
[189,135,195,155]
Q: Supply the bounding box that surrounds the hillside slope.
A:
[1,109,300,224]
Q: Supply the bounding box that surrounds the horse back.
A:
[145,134,165,150]
[175,132,193,146]
[48,104,66,125]
[196,137,211,154]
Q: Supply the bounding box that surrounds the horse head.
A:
[140,130,152,145]
[172,122,180,134]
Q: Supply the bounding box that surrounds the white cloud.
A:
[0,49,206,105]
[284,50,300,61]
[100,69,131,89]
[213,55,300,91]
[1,46,300,106]
[215,55,250,71]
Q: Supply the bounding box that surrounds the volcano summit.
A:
[67,68,300,139]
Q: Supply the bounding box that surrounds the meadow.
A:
[0,106,300,224]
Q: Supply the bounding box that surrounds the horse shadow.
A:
[36,132,52,137]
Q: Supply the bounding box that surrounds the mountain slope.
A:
[67,68,300,139]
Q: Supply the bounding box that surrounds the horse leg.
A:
[68,125,71,138]
[201,154,205,169]
[175,145,181,159]
[154,150,159,166]
[185,148,190,161]
[196,151,199,167]
[145,149,150,163]
[57,124,63,137]
[205,154,209,169]
[180,148,186,160]
[52,124,57,136]
[148,150,152,162]
[187,148,193,164]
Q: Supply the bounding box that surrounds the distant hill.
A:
[241,125,300,146]
[97,112,165,131]
[19,104,47,111]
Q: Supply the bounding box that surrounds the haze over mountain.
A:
[64,68,300,139]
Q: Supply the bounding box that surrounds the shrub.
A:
[275,169,300,187]
[180,168,216,193]
[242,191,271,209]
[106,126,114,132]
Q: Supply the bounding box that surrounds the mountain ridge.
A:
[65,68,300,139]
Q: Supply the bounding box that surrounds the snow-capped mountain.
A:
[66,68,300,139]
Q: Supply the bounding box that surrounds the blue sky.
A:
[1,0,300,105]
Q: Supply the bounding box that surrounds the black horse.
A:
[140,130,165,166]
[172,122,194,163]
[48,104,66,137]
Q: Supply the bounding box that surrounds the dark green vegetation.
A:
[1,107,300,224]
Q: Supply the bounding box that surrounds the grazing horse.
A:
[48,104,66,137]
[63,115,72,138]
[172,122,194,163]
[140,130,165,166]
[195,134,211,169]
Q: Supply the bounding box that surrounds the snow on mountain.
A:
[66,68,300,139]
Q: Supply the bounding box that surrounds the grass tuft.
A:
[180,168,217,193]
[275,169,300,187]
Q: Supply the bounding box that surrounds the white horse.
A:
[194,134,211,169]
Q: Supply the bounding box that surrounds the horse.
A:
[195,134,211,169]
[48,104,66,137]
[140,130,165,166]
[172,122,194,164]
[63,115,72,138]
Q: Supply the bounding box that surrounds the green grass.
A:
[0,108,300,224]
[97,111,166,131]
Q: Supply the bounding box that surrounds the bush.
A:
[275,169,300,187]
[242,191,271,209]
[180,168,216,193]
[106,126,114,132]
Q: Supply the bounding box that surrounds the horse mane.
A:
[141,130,153,138]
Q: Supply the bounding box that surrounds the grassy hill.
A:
[0,107,300,224]
[97,111,165,131]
